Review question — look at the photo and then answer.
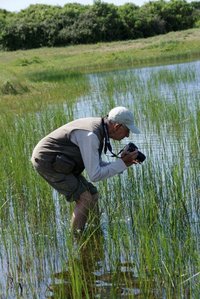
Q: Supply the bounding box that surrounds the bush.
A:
[0,1,198,50]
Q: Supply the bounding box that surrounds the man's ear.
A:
[114,123,121,130]
[108,122,119,135]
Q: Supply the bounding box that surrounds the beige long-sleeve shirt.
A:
[70,129,127,182]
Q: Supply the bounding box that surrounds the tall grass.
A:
[0,53,199,298]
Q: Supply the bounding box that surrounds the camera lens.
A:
[137,151,146,163]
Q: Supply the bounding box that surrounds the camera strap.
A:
[102,118,119,158]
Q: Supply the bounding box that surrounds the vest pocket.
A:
[53,154,76,174]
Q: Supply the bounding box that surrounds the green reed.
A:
[0,57,199,298]
[0,71,84,297]
[94,62,199,298]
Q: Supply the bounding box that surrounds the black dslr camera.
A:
[125,142,146,163]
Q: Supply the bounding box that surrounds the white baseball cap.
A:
[108,106,140,134]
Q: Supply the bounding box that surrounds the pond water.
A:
[75,60,200,114]
[1,60,199,298]
[72,60,199,195]
[72,60,199,159]
[62,59,200,297]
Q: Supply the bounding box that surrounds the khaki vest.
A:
[32,117,104,175]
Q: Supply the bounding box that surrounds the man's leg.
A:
[31,162,99,232]
[71,191,99,232]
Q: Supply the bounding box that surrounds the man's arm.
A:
[70,130,127,182]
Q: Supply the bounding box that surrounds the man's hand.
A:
[121,149,139,167]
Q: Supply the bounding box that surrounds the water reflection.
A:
[46,228,158,299]
[73,60,200,120]
[47,227,104,298]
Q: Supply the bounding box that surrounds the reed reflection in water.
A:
[46,227,159,299]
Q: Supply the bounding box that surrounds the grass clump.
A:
[27,69,83,82]
[1,80,29,95]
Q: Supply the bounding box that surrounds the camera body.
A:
[125,142,146,163]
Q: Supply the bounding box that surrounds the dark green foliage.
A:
[191,1,200,27]
[118,3,141,39]
[89,2,124,42]
[1,21,53,50]
[0,9,14,46]
[56,2,124,45]
[0,1,198,50]
[159,0,195,31]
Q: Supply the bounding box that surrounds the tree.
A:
[118,3,141,39]
[135,1,166,37]
[0,1,198,50]
[89,2,124,41]
[190,1,200,28]
[160,0,195,31]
